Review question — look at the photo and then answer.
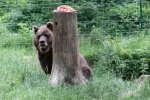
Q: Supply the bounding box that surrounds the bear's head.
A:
[32,22,53,54]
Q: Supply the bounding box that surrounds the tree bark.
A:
[50,11,85,86]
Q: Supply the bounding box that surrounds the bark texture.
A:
[50,12,85,86]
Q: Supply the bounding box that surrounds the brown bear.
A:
[32,22,92,80]
[32,22,53,74]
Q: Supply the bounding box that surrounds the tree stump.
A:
[50,11,85,86]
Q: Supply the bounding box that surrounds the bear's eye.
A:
[37,35,41,39]
[44,34,49,38]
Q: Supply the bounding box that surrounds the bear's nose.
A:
[39,36,46,44]
[39,40,45,44]
[39,40,47,48]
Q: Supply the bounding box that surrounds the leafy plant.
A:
[18,23,30,36]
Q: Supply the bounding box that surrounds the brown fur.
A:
[32,22,92,80]
[80,54,92,80]
[32,23,53,74]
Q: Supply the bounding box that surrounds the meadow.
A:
[0,33,150,100]
[0,0,150,99]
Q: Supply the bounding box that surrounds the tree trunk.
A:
[50,11,85,86]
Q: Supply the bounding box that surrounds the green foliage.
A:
[86,33,150,80]
[1,47,149,99]
[76,2,99,33]
[0,0,149,34]
[112,50,150,80]
[0,47,146,99]
[77,2,97,21]
[0,1,150,99]
[0,0,62,32]
[103,3,140,34]
[18,23,30,36]
[2,10,23,32]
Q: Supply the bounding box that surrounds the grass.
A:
[0,46,132,100]
[0,33,150,100]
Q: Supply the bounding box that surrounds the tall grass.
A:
[0,37,150,100]
[0,46,135,99]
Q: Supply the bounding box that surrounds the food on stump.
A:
[56,5,76,12]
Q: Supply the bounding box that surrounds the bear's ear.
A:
[32,25,39,34]
[46,22,53,31]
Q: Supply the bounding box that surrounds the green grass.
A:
[0,46,127,99]
[0,45,149,100]
[0,34,150,100]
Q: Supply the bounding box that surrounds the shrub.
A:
[102,38,150,79]
[111,50,150,80]
[76,2,98,33]
[90,27,106,44]
[86,37,150,80]
[18,23,31,36]
[105,3,140,34]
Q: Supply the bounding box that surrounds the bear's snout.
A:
[39,36,47,48]
[39,40,47,47]
[38,36,49,53]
